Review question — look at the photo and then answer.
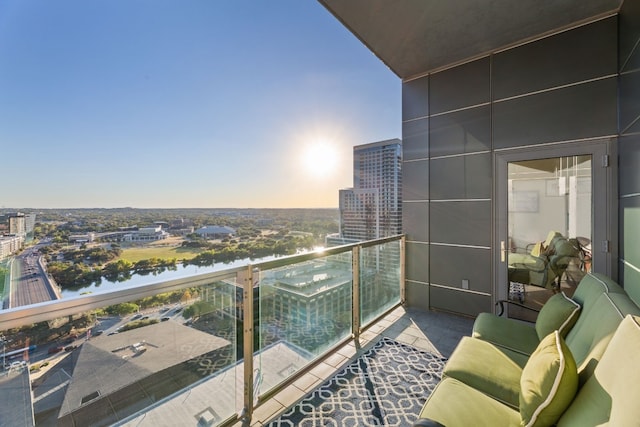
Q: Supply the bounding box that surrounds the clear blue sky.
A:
[0,1,400,209]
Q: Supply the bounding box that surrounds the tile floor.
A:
[240,305,474,426]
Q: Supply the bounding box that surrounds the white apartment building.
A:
[0,235,23,261]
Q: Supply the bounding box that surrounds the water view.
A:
[60,254,279,299]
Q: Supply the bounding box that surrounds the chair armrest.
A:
[496,299,541,317]
[508,253,548,272]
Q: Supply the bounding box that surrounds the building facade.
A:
[332,139,402,244]
[8,214,26,237]
[0,235,23,261]
[320,0,640,318]
[6,212,36,242]
[194,225,236,240]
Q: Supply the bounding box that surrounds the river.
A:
[60,255,280,299]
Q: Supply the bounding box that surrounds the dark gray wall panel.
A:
[430,57,490,114]
[620,195,640,304]
[403,160,429,200]
[619,69,640,133]
[622,263,640,307]
[430,106,491,157]
[430,245,491,293]
[402,76,429,120]
[493,77,618,149]
[620,196,640,268]
[406,281,430,311]
[626,119,640,135]
[493,17,617,100]
[430,153,492,200]
[406,242,429,283]
[430,286,491,317]
[403,201,429,242]
[619,135,640,195]
[430,201,491,247]
[620,0,640,72]
[402,118,429,161]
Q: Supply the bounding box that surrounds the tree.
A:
[181,289,192,303]
[105,302,139,316]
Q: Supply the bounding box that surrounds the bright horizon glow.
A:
[0,1,400,209]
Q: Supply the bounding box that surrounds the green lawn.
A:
[118,246,205,263]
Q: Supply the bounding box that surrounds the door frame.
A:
[493,138,617,308]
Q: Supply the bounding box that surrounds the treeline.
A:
[49,257,180,289]
[30,207,338,240]
[48,234,315,289]
[188,234,315,266]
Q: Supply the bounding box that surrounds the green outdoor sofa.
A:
[415,273,640,426]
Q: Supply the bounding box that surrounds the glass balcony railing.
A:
[0,235,404,427]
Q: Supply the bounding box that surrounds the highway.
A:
[9,246,59,308]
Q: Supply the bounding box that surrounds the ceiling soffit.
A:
[319,0,623,79]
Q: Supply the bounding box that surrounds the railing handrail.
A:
[0,235,404,330]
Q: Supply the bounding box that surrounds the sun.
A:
[301,139,340,179]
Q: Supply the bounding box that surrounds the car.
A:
[161,316,171,322]
[48,346,63,354]
[10,361,27,370]
[93,329,104,336]
[131,314,142,320]
[64,334,79,343]
[64,345,77,352]
[140,316,149,320]
[174,307,183,314]
[107,331,119,336]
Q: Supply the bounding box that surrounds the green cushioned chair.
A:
[473,292,580,357]
[557,315,640,426]
[418,331,578,427]
[508,231,579,289]
[418,274,640,427]
[449,290,640,407]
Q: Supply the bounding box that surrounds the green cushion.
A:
[509,253,546,272]
[535,292,581,340]
[472,312,540,356]
[565,292,640,386]
[558,315,640,426]
[419,377,521,427]
[443,336,529,408]
[520,331,578,427]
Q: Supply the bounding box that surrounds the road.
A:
[9,246,59,308]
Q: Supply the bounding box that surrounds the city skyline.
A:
[0,1,400,209]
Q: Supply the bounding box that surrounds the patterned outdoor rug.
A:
[266,337,447,426]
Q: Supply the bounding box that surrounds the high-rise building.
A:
[7,212,36,242]
[328,139,402,245]
[8,213,26,237]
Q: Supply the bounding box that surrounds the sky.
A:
[0,1,400,209]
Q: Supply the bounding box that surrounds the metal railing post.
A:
[400,235,406,305]
[352,245,361,341]
[240,265,254,425]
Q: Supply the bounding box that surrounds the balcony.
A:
[0,235,471,426]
